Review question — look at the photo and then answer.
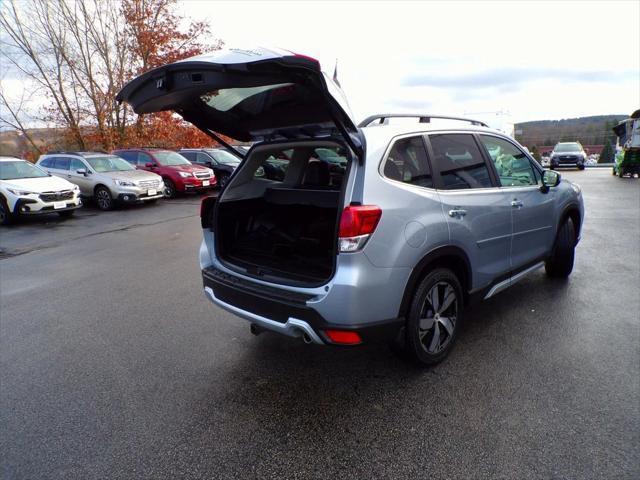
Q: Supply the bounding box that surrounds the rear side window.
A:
[53,157,70,171]
[479,135,539,187]
[116,151,137,164]
[39,157,54,168]
[255,155,290,182]
[180,151,195,162]
[382,136,432,188]
[429,134,493,190]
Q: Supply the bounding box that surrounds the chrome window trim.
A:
[377,131,437,192]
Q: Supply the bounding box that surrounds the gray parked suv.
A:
[37,152,164,210]
[550,142,587,170]
[118,47,585,365]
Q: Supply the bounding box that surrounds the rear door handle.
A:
[448,208,467,218]
[511,200,524,208]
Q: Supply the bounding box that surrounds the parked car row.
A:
[0,147,245,225]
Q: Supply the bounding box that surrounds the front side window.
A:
[0,160,49,180]
[137,152,153,166]
[86,155,135,172]
[195,152,213,165]
[429,134,492,190]
[70,158,85,172]
[382,136,433,188]
[480,135,538,187]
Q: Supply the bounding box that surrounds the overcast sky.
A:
[179,0,639,125]
[1,1,638,129]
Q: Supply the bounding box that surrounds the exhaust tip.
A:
[250,323,263,336]
[302,332,313,344]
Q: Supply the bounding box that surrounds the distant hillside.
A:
[0,128,66,159]
[515,115,627,147]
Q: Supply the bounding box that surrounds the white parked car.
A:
[0,156,82,225]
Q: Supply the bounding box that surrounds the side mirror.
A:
[541,170,561,192]
[145,162,154,168]
[76,168,87,176]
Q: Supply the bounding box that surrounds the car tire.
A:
[545,218,576,278]
[404,268,463,367]
[58,210,75,218]
[163,178,176,198]
[218,173,230,189]
[94,186,113,211]
[578,164,585,170]
[0,196,13,226]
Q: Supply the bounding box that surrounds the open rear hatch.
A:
[117,47,361,286]
[116,46,361,155]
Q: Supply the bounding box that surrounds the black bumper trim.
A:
[202,266,404,344]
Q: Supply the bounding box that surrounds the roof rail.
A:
[45,150,107,155]
[358,113,489,128]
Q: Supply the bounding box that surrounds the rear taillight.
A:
[323,329,362,345]
[200,195,217,229]
[338,205,381,252]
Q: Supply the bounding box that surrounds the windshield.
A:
[207,149,241,165]
[0,160,50,180]
[153,151,191,166]
[87,156,135,172]
[554,143,582,152]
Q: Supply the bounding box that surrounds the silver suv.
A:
[118,47,584,365]
[37,152,164,210]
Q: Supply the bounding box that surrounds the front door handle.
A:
[511,199,524,208]
[448,208,467,218]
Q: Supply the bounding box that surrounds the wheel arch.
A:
[398,245,472,318]
[559,203,581,243]
[93,183,111,196]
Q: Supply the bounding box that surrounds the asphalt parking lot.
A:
[1,169,638,479]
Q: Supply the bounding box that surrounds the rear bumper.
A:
[201,266,404,345]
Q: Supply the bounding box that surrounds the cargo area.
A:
[215,142,350,285]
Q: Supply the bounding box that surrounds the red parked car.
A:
[113,148,216,198]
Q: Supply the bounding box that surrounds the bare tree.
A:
[0,84,41,153]
[0,0,219,153]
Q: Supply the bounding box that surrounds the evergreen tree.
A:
[599,141,614,163]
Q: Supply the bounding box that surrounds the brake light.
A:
[324,329,362,345]
[338,205,381,252]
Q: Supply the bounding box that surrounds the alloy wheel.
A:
[418,281,458,354]
[164,181,175,198]
[96,189,111,210]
